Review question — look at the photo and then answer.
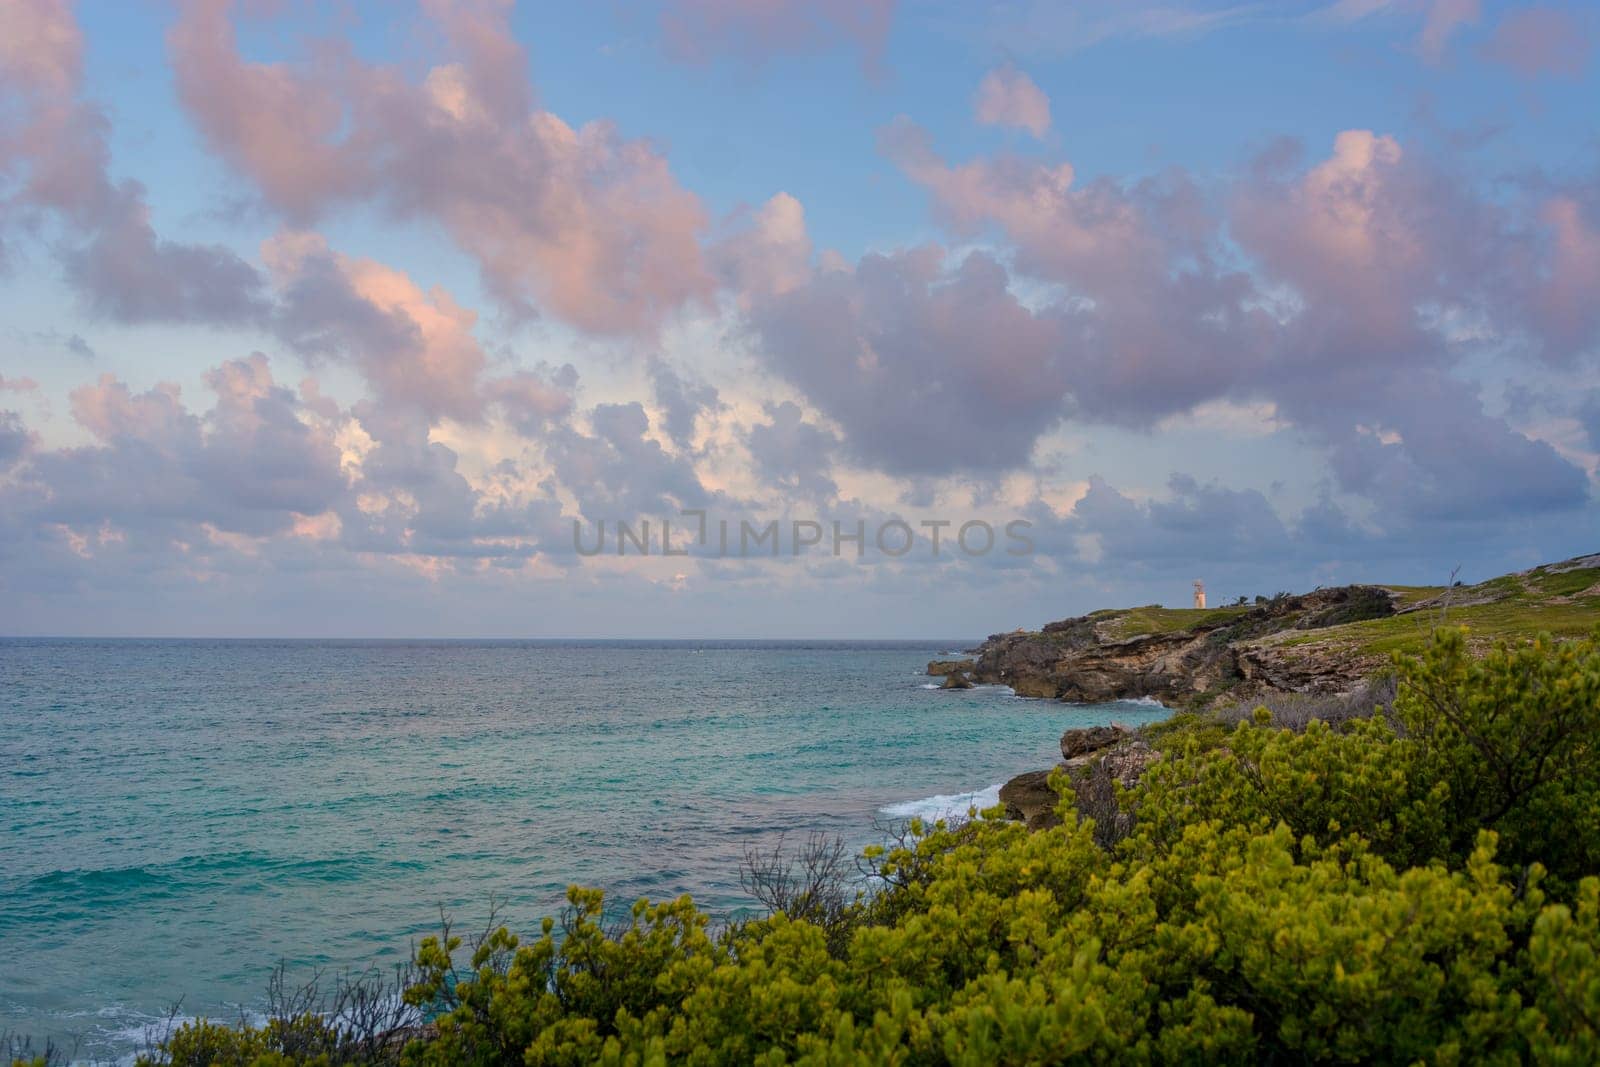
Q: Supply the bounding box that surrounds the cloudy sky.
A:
[1,0,1597,637]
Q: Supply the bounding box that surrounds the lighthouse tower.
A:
[1193,580,1206,610]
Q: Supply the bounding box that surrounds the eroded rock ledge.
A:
[999,725,1159,833]
[930,585,1398,710]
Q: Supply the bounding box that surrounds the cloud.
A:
[338,401,561,564]
[974,1,1264,57]
[1319,371,1588,522]
[1231,130,1590,518]
[0,0,267,324]
[0,410,30,469]
[649,359,720,449]
[657,0,896,74]
[0,346,587,587]
[1312,0,1481,63]
[746,401,840,498]
[1579,393,1600,454]
[486,365,578,437]
[264,231,489,422]
[747,246,1071,474]
[869,121,1592,520]
[26,357,347,538]
[168,0,711,335]
[1417,0,1479,63]
[262,229,586,435]
[1482,7,1593,79]
[712,192,813,304]
[547,402,714,518]
[882,117,1274,423]
[1069,474,1298,566]
[1524,196,1600,362]
[973,65,1051,138]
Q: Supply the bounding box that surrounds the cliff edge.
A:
[937,553,1600,709]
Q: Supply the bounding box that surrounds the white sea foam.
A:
[1063,694,1169,710]
[880,783,1004,823]
[919,682,942,690]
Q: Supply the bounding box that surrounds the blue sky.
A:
[1,0,1597,636]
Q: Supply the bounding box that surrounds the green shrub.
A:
[1394,627,1600,890]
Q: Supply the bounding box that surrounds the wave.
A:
[879,783,1003,823]
[1061,694,1169,710]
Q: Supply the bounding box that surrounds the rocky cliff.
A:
[943,585,1398,708]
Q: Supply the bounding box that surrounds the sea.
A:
[0,638,1168,1059]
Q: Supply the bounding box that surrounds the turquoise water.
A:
[0,639,1167,1057]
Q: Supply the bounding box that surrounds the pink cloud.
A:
[70,376,193,447]
[263,231,488,422]
[659,0,896,74]
[263,230,582,433]
[870,119,1590,514]
[1530,196,1600,358]
[1233,130,1427,347]
[712,191,813,303]
[880,117,1269,422]
[165,0,366,221]
[1417,0,1479,63]
[881,117,1220,299]
[0,0,265,321]
[0,0,80,95]
[0,374,40,393]
[1482,6,1593,79]
[168,0,712,335]
[973,65,1051,139]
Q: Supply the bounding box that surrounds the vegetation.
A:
[1101,604,1254,637]
[20,626,1600,1065]
[1275,558,1600,660]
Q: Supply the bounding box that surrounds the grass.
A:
[1268,559,1600,660]
[1384,585,1447,607]
[1531,565,1600,598]
[1103,604,1254,638]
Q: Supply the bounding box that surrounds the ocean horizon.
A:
[0,637,1167,1060]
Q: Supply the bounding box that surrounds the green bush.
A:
[134,628,1600,1065]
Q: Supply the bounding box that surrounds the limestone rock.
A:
[940,670,974,690]
[999,769,1061,830]
[1060,724,1128,760]
[962,585,1397,707]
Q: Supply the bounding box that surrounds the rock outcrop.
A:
[939,670,974,690]
[926,659,976,676]
[947,585,1397,709]
[1000,724,1160,832]
[1060,724,1128,759]
[998,770,1059,830]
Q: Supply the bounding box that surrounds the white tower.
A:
[1193,580,1206,610]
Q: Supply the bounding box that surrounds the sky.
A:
[1,0,1598,638]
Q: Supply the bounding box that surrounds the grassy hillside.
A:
[1270,554,1600,659]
